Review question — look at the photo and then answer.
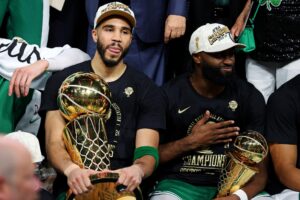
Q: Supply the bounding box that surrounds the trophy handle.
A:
[66,172,143,200]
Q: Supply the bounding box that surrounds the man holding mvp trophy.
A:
[150,23,268,200]
[40,2,165,199]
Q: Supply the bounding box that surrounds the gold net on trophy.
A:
[63,113,111,171]
[217,130,268,197]
[57,72,142,200]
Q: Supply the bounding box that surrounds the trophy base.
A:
[217,154,258,197]
[66,172,143,200]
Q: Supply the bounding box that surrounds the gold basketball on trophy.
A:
[57,72,112,121]
[231,130,268,164]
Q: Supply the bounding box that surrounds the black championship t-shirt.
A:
[265,74,300,194]
[158,73,265,186]
[40,60,166,195]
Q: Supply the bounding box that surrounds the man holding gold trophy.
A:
[150,23,268,200]
[40,2,165,199]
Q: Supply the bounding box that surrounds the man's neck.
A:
[91,53,126,83]
[190,69,225,99]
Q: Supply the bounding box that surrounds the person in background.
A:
[189,0,252,37]
[47,0,88,52]
[0,135,40,200]
[6,131,54,200]
[0,37,90,134]
[246,0,300,102]
[0,0,49,46]
[262,74,300,199]
[0,0,90,135]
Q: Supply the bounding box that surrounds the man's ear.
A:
[192,53,202,64]
[130,33,133,43]
[92,29,98,43]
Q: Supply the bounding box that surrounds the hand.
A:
[114,164,144,191]
[231,0,253,38]
[66,167,96,195]
[214,194,240,200]
[8,59,48,97]
[187,110,239,150]
[231,17,246,38]
[164,15,186,43]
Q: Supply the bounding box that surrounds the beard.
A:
[96,40,129,68]
[202,62,233,85]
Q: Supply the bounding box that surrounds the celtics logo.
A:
[261,0,282,11]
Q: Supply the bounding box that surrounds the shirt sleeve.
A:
[167,0,188,17]
[33,47,90,90]
[41,45,90,71]
[136,80,166,131]
[265,89,298,144]
[241,83,266,134]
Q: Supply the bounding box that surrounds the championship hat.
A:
[189,23,245,55]
[94,2,136,29]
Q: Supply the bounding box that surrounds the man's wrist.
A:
[64,163,80,177]
[132,163,145,178]
[232,189,248,200]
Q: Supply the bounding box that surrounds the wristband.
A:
[63,163,80,177]
[133,146,159,169]
[233,189,248,200]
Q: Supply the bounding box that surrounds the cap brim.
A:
[95,10,136,28]
[34,155,45,163]
[204,42,246,53]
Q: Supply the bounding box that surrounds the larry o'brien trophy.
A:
[217,130,268,197]
[57,72,142,200]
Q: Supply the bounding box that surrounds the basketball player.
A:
[40,2,165,199]
[150,23,268,200]
[262,74,300,199]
